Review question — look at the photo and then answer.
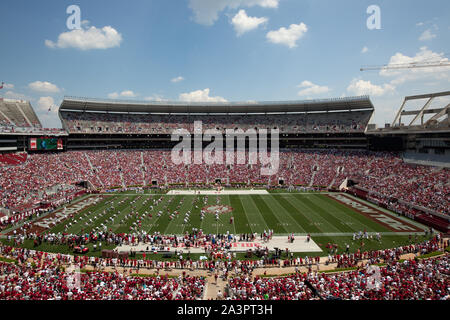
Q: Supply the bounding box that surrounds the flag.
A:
[0,82,4,89]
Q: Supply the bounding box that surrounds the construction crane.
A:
[360,60,450,71]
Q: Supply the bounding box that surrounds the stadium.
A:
[0,92,448,301]
[0,1,449,305]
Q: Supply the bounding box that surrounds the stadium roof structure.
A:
[367,91,450,134]
[0,98,42,127]
[391,91,450,127]
[59,96,374,114]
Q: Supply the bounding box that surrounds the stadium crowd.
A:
[0,149,448,219]
[228,255,449,300]
[0,235,447,300]
[6,225,447,272]
[0,245,205,300]
[60,111,371,134]
[0,151,95,213]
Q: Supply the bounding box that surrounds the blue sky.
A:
[0,0,449,127]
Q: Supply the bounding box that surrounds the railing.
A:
[0,125,67,135]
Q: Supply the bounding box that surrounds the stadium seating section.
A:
[0,150,448,218]
[0,99,42,129]
[60,110,372,134]
[0,245,205,300]
[0,239,447,300]
[228,255,449,300]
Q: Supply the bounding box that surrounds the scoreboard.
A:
[29,137,64,151]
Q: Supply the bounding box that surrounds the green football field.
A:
[51,193,389,235]
[28,190,430,258]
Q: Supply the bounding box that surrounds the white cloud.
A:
[266,22,308,48]
[45,25,122,50]
[120,90,136,98]
[179,88,227,102]
[416,22,424,27]
[379,47,450,85]
[36,97,62,128]
[144,94,167,102]
[361,46,369,54]
[419,29,436,41]
[171,76,185,83]
[36,96,56,113]
[188,0,279,26]
[28,81,60,93]
[2,91,31,101]
[108,90,137,99]
[297,81,330,96]
[231,9,268,36]
[347,79,395,97]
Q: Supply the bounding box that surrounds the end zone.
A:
[328,193,423,232]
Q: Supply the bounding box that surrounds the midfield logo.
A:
[203,205,233,215]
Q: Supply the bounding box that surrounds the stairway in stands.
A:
[140,151,146,186]
[328,169,339,189]
[309,164,318,187]
[85,153,104,188]
[115,153,126,188]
